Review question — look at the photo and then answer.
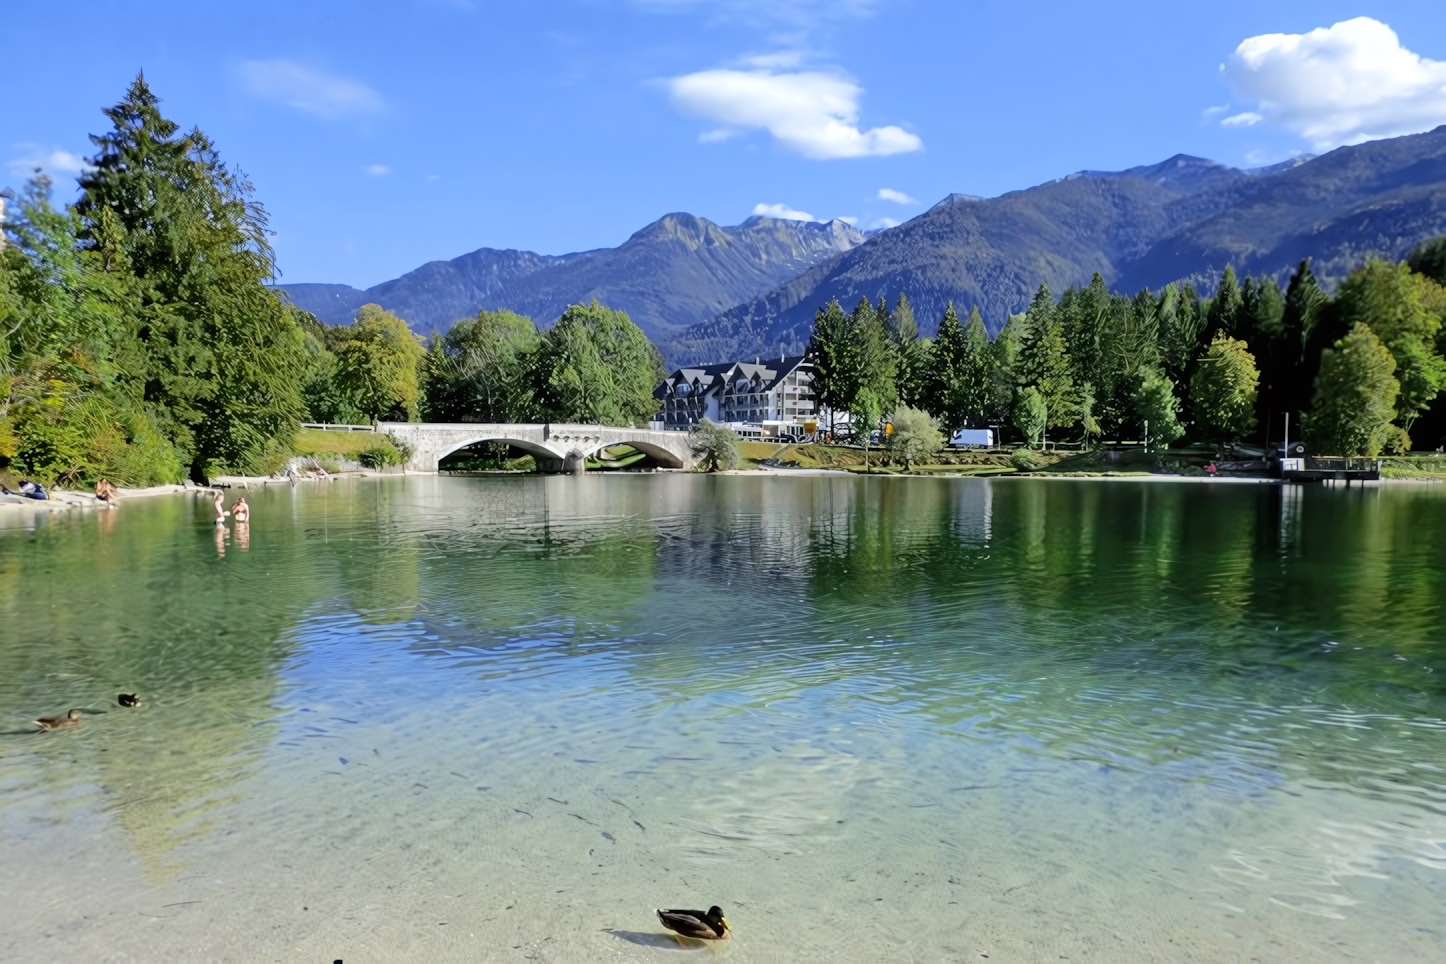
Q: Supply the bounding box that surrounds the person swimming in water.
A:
[212,490,228,524]
[231,497,249,524]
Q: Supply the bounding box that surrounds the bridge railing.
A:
[301,422,376,433]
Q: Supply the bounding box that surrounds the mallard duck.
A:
[657,906,729,941]
[34,709,83,730]
[118,693,141,707]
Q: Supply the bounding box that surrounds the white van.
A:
[948,428,994,448]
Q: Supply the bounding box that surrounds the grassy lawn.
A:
[1380,454,1446,480]
[291,428,400,470]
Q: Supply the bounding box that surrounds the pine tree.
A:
[852,297,898,455]
[886,293,931,407]
[1016,283,1075,440]
[75,74,308,478]
[806,300,854,437]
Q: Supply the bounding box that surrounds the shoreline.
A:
[0,472,382,530]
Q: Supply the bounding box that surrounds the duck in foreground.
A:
[34,709,83,730]
[657,906,730,941]
[118,693,141,707]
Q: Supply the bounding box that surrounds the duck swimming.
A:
[118,693,141,707]
[657,906,730,941]
[34,709,83,730]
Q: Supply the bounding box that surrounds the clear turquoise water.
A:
[1,475,1443,962]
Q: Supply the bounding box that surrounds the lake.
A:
[1,475,1443,962]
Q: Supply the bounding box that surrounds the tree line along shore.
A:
[5,76,1446,490]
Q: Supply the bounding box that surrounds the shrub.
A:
[1010,447,1043,471]
[888,405,945,470]
[357,444,402,469]
[688,418,739,472]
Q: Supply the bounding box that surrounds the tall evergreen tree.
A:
[886,293,930,407]
[851,296,898,450]
[1016,283,1075,438]
[806,299,854,437]
[75,74,308,478]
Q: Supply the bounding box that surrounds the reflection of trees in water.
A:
[0,496,336,881]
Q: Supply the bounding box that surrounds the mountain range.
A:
[276,215,866,345]
[276,125,1446,367]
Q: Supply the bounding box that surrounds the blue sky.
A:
[6,1,1445,288]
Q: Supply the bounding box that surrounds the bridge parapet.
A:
[377,422,695,473]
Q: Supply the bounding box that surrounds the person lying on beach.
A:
[18,479,48,500]
[231,497,249,523]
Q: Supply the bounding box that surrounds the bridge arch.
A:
[433,436,561,468]
[577,439,686,469]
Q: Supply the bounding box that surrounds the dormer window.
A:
[677,382,692,397]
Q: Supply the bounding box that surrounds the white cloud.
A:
[870,216,901,229]
[1222,17,1446,148]
[753,202,816,221]
[1221,112,1262,128]
[837,215,858,225]
[876,187,917,205]
[7,145,91,179]
[365,164,392,176]
[667,68,922,159]
[240,60,385,119]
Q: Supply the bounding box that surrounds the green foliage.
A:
[530,300,663,427]
[1133,373,1184,449]
[328,304,426,422]
[1306,323,1403,456]
[688,417,739,472]
[1190,334,1260,443]
[925,303,990,430]
[888,405,944,469]
[1333,258,1446,434]
[804,296,897,442]
[76,75,309,479]
[1015,386,1047,447]
[886,293,931,408]
[805,300,854,434]
[849,297,898,447]
[421,308,540,422]
[1407,235,1446,286]
[356,443,402,469]
[1009,447,1044,471]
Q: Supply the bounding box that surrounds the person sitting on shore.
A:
[232,497,250,524]
[95,479,119,503]
[19,479,48,500]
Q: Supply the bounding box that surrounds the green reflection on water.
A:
[0,475,1443,954]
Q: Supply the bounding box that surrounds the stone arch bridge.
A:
[377,422,695,473]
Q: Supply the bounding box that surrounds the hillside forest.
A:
[3,77,1446,486]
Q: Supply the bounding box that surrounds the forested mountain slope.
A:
[668,128,1446,364]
